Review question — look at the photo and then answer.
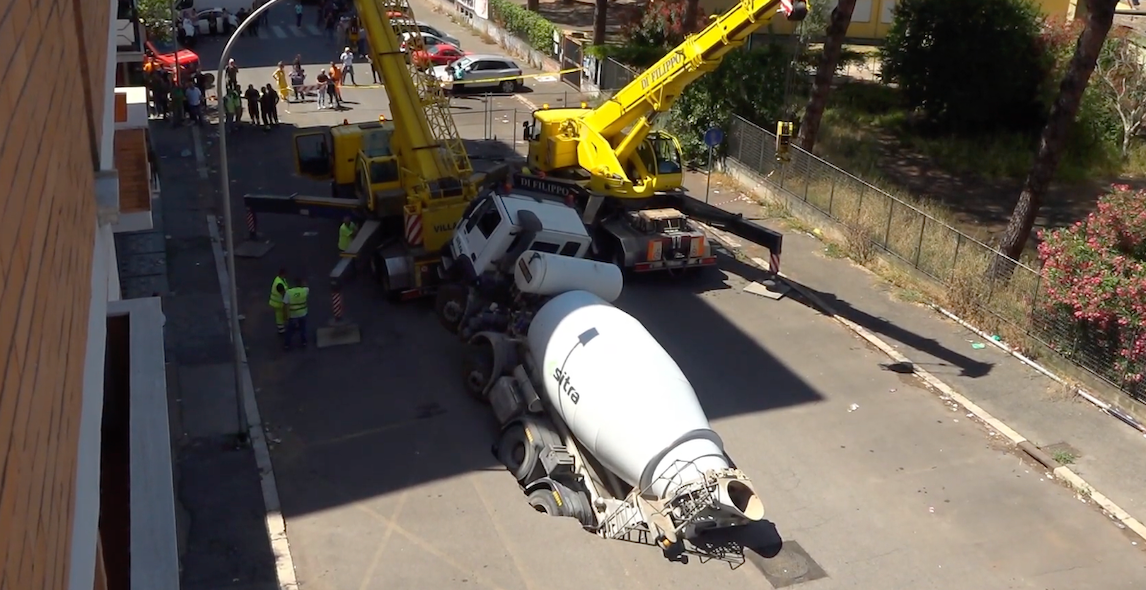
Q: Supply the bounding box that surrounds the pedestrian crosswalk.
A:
[256,24,326,40]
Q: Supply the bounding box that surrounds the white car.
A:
[391,19,462,48]
[433,54,524,94]
[400,31,461,52]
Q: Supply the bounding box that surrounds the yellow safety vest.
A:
[269,276,289,307]
[339,222,357,251]
[286,287,309,318]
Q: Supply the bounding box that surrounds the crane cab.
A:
[292,120,404,213]
[629,132,684,193]
[525,108,684,195]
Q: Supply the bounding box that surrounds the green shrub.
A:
[489,0,556,54]
[666,44,796,164]
[881,0,1049,133]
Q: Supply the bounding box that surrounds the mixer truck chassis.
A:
[464,326,764,559]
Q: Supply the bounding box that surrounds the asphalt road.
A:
[190,2,1146,589]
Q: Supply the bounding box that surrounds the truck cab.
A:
[293,120,406,215]
[447,177,593,282]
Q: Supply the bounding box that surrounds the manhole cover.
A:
[746,540,828,588]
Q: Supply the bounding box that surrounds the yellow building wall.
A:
[699,0,1081,41]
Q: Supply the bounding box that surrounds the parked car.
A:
[400,31,461,52]
[411,43,469,68]
[391,19,461,48]
[145,38,201,74]
[433,54,523,94]
[195,8,235,35]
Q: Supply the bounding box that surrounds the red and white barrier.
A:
[405,213,422,246]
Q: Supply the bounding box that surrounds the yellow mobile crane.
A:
[245,0,501,299]
[518,0,807,276]
[528,0,807,196]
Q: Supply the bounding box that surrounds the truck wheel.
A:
[434,283,467,334]
[461,341,495,402]
[527,488,562,516]
[497,423,541,483]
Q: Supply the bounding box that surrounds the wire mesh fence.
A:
[727,115,1146,403]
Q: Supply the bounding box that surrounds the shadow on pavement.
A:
[711,211,996,379]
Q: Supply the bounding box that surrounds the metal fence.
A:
[597,58,639,91]
[727,115,1146,403]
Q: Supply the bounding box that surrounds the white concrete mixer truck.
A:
[433,174,766,556]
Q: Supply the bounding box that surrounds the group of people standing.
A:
[144,61,211,126]
[218,58,286,131]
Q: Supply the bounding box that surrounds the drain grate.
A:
[745,540,828,588]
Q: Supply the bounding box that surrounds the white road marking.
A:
[272,25,288,39]
[256,29,270,40]
[305,24,322,36]
[289,25,308,37]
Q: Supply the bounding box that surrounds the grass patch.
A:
[1052,450,1077,465]
[816,83,1138,184]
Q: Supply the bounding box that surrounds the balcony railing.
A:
[116,18,143,53]
[117,0,143,53]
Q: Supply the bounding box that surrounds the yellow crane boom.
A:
[528,0,807,197]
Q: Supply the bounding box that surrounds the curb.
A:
[208,216,301,590]
[699,222,1146,545]
[931,305,1146,437]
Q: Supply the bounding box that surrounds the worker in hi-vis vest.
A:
[268,268,290,336]
[338,215,358,252]
[282,277,310,350]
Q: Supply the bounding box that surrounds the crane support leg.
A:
[663,192,783,274]
[317,265,363,348]
[243,193,362,220]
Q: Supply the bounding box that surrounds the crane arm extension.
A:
[354,0,450,184]
[664,192,783,270]
[243,193,360,220]
[581,0,805,140]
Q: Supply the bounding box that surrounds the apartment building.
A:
[0,0,174,589]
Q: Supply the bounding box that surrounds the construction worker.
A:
[282,277,310,350]
[269,268,290,337]
[338,216,358,252]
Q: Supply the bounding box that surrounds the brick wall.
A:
[0,0,111,588]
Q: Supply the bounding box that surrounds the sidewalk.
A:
[135,122,279,589]
[682,171,1146,534]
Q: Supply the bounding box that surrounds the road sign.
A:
[704,127,724,148]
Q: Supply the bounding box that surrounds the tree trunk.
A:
[528,0,540,11]
[683,0,700,34]
[592,0,608,46]
[993,0,1118,277]
[797,0,857,153]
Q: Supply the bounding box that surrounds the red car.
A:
[411,44,468,68]
[145,38,200,74]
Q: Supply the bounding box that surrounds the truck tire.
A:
[497,423,541,484]
[434,282,467,334]
[527,488,562,516]
[461,341,495,402]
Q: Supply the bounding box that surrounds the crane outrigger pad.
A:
[234,240,274,258]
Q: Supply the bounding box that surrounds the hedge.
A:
[489,0,556,54]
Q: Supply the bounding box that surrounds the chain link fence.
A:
[727,115,1146,403]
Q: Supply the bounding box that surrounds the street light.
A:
[216,0,288,446]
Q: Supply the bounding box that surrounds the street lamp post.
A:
[217,0,287,446]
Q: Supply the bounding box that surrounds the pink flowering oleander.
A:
[1037,185,1146,381]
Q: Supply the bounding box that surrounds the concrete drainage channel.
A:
[698,222,1146,547]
